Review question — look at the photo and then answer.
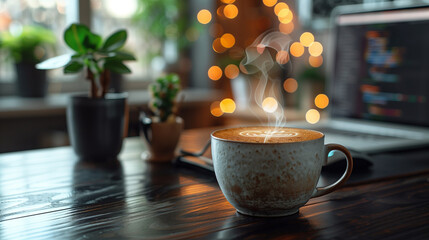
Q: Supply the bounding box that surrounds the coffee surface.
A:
[212,126,323,143]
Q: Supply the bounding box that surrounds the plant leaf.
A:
[64,23,90,54]
[102,30,127,51]
[104,60,131,74]
[64,61,84,73]
[108,51,136,61]
[36,54,72,69]
[83,32,102,50]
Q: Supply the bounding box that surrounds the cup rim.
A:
[211,126,325,145]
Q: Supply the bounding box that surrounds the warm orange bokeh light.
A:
[276,50,290,64]
[257,44,266,54]
[197,9,212,24]
[262,97,278,113]
[290,42,304,57]
[224,4,238,19]
[279,22,294,34]
[278,9,293,24]
[315,94,329,109]
[309,55,323,68]
[309,41,323,56]
[217,6,225,17]
[221,0,235,3]
[283,78,298,93]
[220,98,236,113]
[210,101,224,117]
[263,0,277,7]
[225,64,239,79]
[274,2,289,15]
[220,33,235,48]
[208,66,222,81]
[306,109,320,124]
[210,23,224,37]
[300,32,314,47]
[212,38,226,53]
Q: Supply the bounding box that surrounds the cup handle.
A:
[311,144,353,198]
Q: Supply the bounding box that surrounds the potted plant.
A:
[140,73,183,162]
[37,23,136,161]
[0,25,56,97]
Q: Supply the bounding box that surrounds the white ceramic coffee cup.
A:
[211,127,353,217]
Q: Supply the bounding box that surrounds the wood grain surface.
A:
[0,129,429,240]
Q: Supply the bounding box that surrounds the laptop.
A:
[178,3,429,170]
[290,3,429,157]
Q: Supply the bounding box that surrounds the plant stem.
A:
[87,68,98,98]
[101,69,110,98]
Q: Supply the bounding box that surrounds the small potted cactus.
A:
[140,73,183,162]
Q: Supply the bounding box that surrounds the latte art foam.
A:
[239,130,299,138]
[213,126,323,143]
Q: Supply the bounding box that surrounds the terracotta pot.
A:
[140,115,184,163]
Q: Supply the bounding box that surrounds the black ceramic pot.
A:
[67,93,128,161]
[15,62,47,97]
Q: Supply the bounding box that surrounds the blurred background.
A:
[0,0,422,152]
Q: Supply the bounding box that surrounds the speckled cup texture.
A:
[212,132,325,217]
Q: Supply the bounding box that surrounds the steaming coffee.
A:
[212,126,323,143]
[211,126,353,217]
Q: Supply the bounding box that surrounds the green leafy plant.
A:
[133,0,197,61]
[37,23,136,98]
[149,73,181,122]
[0,25,56,63]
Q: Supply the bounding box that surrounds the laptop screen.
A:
[331,6,429,127]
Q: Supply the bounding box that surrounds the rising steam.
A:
[240,31,293,142]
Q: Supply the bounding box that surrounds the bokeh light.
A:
[300,32,314,47]
[257,44,266,54]
[208,66,222,81]
[290,42,304,57]
[229,46,244,60]
[210,101,224,117]
[274,2,289,15]
[309,55,323,68]
[315,94,329,109]
[220,98,236,113]
[224,4,238,19]
[306,109,320,124]
[309,41,323,56]
[210,23,224,37]
[262,97,278,113]
[225,64,239,79]
[220,33,235,48]
[263,0,277,7]
[197,9,212,24]
[212,38,227,53]
[217,6,225,17]
[239,63,248,74]
[185,27,199,42]
[278,9,293,24]
[283,78,298,93]
[221,0,235,3]
[279,22,294,34]
[276,50,290,64]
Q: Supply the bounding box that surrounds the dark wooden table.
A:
[1,128,429,239]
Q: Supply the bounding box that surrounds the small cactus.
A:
[149,73,181,122]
